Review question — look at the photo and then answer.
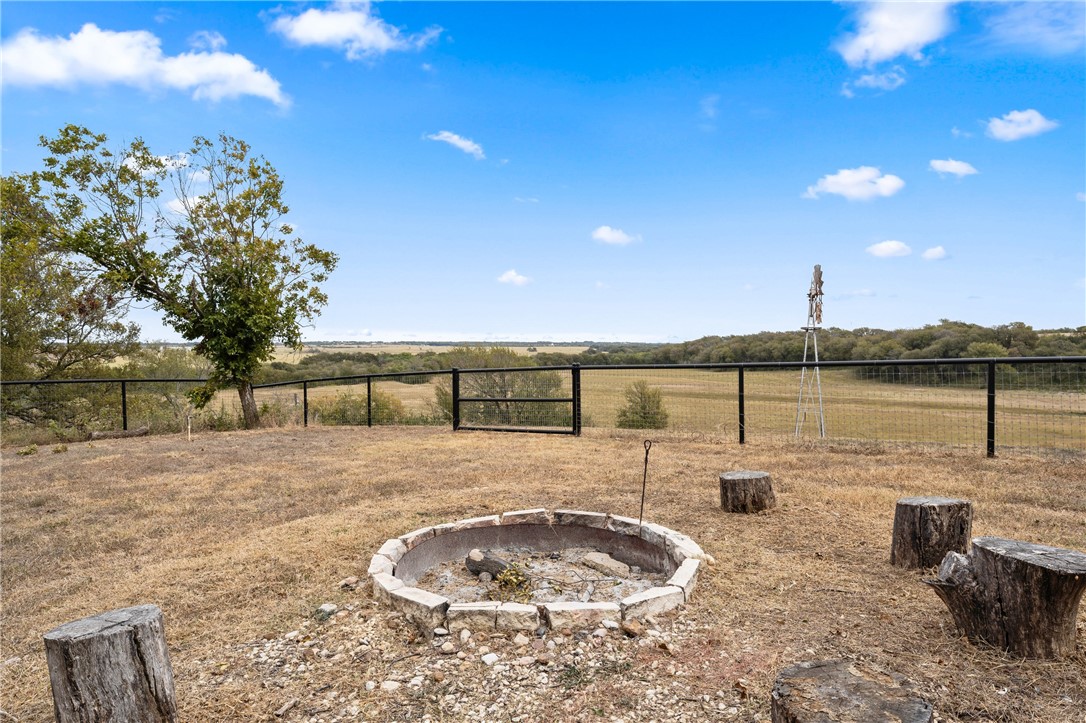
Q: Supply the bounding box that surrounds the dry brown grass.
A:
[2,428,1084,721]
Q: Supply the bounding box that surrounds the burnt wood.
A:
[891,496,972,569]
[465,549,511,578]
[44,604,177,722]
[924,537,1086,658]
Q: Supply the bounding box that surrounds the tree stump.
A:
[890,496,972,569]
[770,659,933,723]
[44,604,177,723]
[719,471,776,513]
[923,537,1086,658]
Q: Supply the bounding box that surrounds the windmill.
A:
[795,265,825,438]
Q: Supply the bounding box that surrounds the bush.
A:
[310,390,406,426]
[616,380,669,429]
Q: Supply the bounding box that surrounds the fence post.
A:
[987,360,996,458]
[120,380,128,432]
[571,364,582,436]
[302,381,308,427]
[738,365,746,445]
[366,377,373,427]
[451,369,460,431]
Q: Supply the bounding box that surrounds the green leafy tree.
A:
[616,379,669,429]
[37,126,338,428]
[1,174,139,381]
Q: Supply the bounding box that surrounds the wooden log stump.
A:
[465,549,511,578]
[719,471,776,513]
[771,659,933,723]
[88,426,150,441]
[890,496,972,569]
[923,537,1086,658]
[44,604,177,723]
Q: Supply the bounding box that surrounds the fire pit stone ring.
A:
[367,508,713,635]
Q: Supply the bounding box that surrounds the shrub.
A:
[310,390,406,426]
[616,380,669,429]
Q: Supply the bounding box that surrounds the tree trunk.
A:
[890,496,972,569]
[44,604,177,723]
[923,537,1086,658]
[719,471,776,513]
[237,381,260,429]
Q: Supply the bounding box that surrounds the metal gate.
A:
[451,365,581,435]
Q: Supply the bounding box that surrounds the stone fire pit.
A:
[367,509,712,635]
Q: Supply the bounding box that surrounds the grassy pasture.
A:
[1,428,1083,721]
[264,368,1086,452]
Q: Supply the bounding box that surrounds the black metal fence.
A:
[3,357,1083,457]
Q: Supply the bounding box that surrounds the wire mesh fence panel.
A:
[304,379,371,426]
[996,363,1086,452]
[372,374,446,426]
[743,368,805,440]
[127,380,229,433]
[250,383,306,427]
[457,367,574,430]
[816,365,988,448]
[1,381,123,446]
[581,368,736,435]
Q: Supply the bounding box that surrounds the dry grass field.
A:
[2,427,1084,722]
[269,344,592,364]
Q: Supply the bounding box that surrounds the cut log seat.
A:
[924,536,1086,658]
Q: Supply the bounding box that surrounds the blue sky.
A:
[2,1,1083,343]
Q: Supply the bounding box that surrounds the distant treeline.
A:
[253,320,1085,382]
[541,320,1086,366]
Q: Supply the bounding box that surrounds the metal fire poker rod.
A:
[638,440,652,530]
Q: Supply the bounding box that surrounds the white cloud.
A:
[951,126,973,139]
[854,66,906,91]
[426,130,485,160]
[922,246,948,260]
[986,109,1059,141]
[0,23,287,106]
[270,2,441,60]
[842,66,907,97]
[513,197,539,204]
[866,240,912,258]
[166,198,188,216]
[188,30,226,52]
[803,166,905,201]
[929,158,978,178]
[984,2,1085,55]
[497,269,530,286]
[591,226,639,245]
[836,2,955,67]
[1076,192,1086,202]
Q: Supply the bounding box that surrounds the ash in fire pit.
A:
[367,509,712,635]
[417,546,668,605]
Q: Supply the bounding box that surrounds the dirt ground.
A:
[2,427,1084,722]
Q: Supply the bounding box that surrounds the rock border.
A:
[368,509,713,634]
